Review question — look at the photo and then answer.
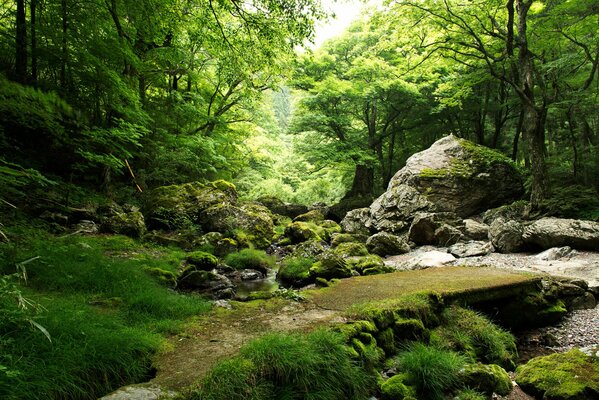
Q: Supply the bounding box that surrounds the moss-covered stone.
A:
[284,221,321,244]
[380,374,417,400]
[143,267,177,287]
[498,293,567,329]
[346,254,385,274]
[102,211,147,238]
[293,209,325,222]
[333,242,370,258]
[309,251,353,280]
[516,348,599,400]
[185,251,218,271]
[376,327,396,355]
[330,233,368,247]
[393,318,429,341]
[277,257,314,287]
[460,363,512,396]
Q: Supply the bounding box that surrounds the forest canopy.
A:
[0,0,597,209]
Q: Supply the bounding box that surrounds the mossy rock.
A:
[346,254,385,274]
[333,242,370,258]
[330,233,368,247]
[393,318,429,342]
[380,374,417,400]
[144,181,237,230]
[277,257,314,287]
[516,348,599,400]
[143,267,177,287]
[309,251,353,280]
[335,320,378,340]
[319,220,342,241]
[284,221,321,244]
[293,209,325,222]
[284,240,326,259]
[185,251,218,271]
[350,337,385,369]
[376,327,396,355]
[498,293,567,330]
[101,211,147,238]
[460,363,512,396]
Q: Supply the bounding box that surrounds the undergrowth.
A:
[191,330,376,400]
[224,249,275,271]
[0,225,211,400]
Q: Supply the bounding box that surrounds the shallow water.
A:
[235,268,280,298]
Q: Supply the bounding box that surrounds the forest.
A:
[0,0,598,399]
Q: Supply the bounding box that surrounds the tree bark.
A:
[15,0,27,83]
[345,164,374,198]
[61,0,68,90]
[30,0,37,86]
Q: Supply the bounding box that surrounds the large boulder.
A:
[408,212,464,246]
[144,181,237,229]
[256,196,308,218]
[101,211,146,238]
[367,136,523,233]
[489,218,526,253]
[523,217,599,251]
[340,208,372,235]
[366,232,410,256]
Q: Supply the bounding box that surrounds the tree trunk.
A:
[516,0,548,208]
[15,0,27,83]
[30,0,37,86]
[61,0,68,90]
[344,164,374,198]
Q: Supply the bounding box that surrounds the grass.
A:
[431,306,518,370]
[190,330,376,400]
[224,249,275,271]
[395,343,467,400]
[0,226,212,399]
[277,257,314,285]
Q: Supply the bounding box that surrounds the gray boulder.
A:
[340,208,372,235]
[489,218,526,253]
[463,219,489,241]
[366,232,410,256]
[523,217,599,251]
[101,211,147,238]
[449,241,494,258]
[408,212,464,246]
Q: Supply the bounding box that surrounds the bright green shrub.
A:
[224,249,275,272]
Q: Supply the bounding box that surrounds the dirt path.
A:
[150,266,538,391]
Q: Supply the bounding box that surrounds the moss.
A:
[460,363,512,395]
[209,179,237,195]
[419,138,519,180]
[345,254,388,274]
[499,293,567,329]
[431,306,518,370]
[185,251,218,270]
[143,267,177,287]
[335,320,378,340]
[380,374,417,400]
[293,209,325,222]
[310,251,353,280]
[277,257,314,287]
[351,337,384,369]
[454,388,487,400]
[516,348,599,399]
[331,233,368,247]
[333,242,370,258]
[284,221,321,244]
[394,318,429,342]
[224,249,274,273]
[376,327,396,355]
[245,291,274,301]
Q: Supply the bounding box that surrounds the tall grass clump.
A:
[396,343,466,400]
[431,306,517,370]
[192,330,376,400]
[0,231,212,399]
[277,257,314,285]
[224,249,275,271]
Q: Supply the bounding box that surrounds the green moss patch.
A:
[516,348,599,399]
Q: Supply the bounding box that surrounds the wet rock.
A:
[489,218,525,253]
[366,232,410,256]
[449,241,494,258]
[463,219,489,241]
[535,246,573,261]
[523,217,599,251]
[239,269,265,281]
[392,250,456,270]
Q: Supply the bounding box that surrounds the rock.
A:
[284,240,325,259]
[482,200,529,225]
[293,209,325,222]
[371,136,523,232]
[333,242,370,258]
[327,196,374,222]
[200,203,274,248]
[368,184,436,233]
[40,211,69,226]
[568,292,597,310]
[185,251,218,271]
[346,254,390,275]
[73,220,98,234]
[239,269,264,281]
[463,219,489,241]
[516,348,599,400]
[102,211,146,238]
[449,241,494,258]
[255,196,308,218]
[379,374,416,400]
[408,212,464,246]
[144,181,237,230]
[340,208,372,235]
[535,246,573,261]
[366,232,411,256]
[99,383,177,400]
[284,221,320,244]
[459,363,512,396]
[213,299,232,309]
[330,233,368,247]
[489,218,526,253]
[143,230,195,249]
[394,250,456,270]
[177,269,234,295]
[310,251,353,280]
[523,217,599,251]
